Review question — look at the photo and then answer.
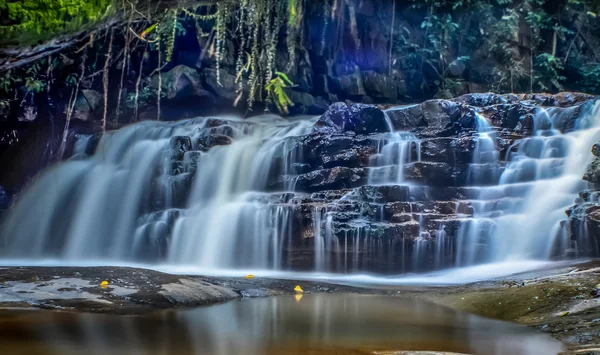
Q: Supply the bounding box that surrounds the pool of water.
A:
[0,294,562,355]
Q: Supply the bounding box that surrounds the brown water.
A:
[0,294,562,355]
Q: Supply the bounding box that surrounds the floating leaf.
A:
[244,274,255,279]
[294,285,303,293]
[100,280,109,288]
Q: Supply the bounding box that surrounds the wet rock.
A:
[362,71,397,102]
[322,149,361,169]
[333,72,366,97]
[454,93,511,107]
[183,151,202,175]
[168,136,192,175]
[150,173,195,210]
[553,92,597,107]
[291,163,312,174]
[420,137,474,164]
[287,91,329,115]
[517,92,596,107]
[447,59,466,77]
[355,185,410,203]
[84,133,102,156]
[403,162,461,187]
[385,105,426,129]
[421,100,462,129]
[592,143,600,157]
[584,152,600,185]
[169,136,193,158]
[314,103,388,134]
[292,167,366,192]
[197,134,233,151]
[203,68,239,101]
[154,65,210,101]
[482,102,536,131]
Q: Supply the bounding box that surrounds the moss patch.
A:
[435,277,596,325]
[0,0,114,47]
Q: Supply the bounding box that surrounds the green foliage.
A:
[187,0,300,111]
[0,0,113,46]
[266,72,294,115]
[0,69,21,95]
[534,53,566,91]
[399,0,600,95]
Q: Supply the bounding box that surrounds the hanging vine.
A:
[180,0,306,113]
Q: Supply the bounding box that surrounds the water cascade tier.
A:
[1,93,599,274]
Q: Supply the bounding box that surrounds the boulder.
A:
[73,90,102,121]
[420,137,474,164]
[584,145,600,185]
[315,103,388,134]
[153,65,210,101]
[203,68,239,101]
[362,71,397,102]
[287,90,329,115]
[333,72,366,98]
[197,134,233,151]
[384,104,425,130]
[421,100,461,129]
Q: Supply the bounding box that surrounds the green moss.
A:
[0,0,114,47]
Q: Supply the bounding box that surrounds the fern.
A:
[266,72,295,115]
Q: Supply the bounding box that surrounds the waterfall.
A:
[455,102,600,266]
[0,115,315,268]
[368,132,421,185]
[1,100,599,275]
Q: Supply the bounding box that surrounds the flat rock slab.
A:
[0,266,379,314]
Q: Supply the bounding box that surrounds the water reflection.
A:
[0,294,562,355]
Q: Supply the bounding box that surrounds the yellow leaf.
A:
[100,280,109,288]
[558,311,569,317]
[244,274,255,279]
[294,285,303,293]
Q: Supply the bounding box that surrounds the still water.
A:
[0,294,561,355]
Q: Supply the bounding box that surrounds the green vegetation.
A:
[396,0,600,96]
[0,0,113,46]
[266,72,295,115]
[0,0,599,131]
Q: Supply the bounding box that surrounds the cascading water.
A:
[0,115,315,269]
[1,100,599,276]
[455,101,600,266]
